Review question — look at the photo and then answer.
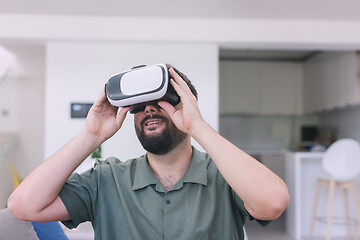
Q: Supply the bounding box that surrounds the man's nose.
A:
[144,104,160,114]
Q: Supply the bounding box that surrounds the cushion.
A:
[32,221,68,240]
[0,208,39,240]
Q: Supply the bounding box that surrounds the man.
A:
[8,66,289,239]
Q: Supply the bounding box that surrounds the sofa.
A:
[0,208,68,240]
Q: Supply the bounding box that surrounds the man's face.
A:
[134,103,187,155]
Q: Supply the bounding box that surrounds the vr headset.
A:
[105,64,180,114]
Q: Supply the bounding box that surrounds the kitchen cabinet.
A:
[219,61,259,114]
[220,60,303,115]
[303,52,360,113]
[258,62,302,115]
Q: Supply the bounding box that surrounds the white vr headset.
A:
[105,64,180,114]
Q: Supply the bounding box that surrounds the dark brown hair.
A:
[166,64,198,100]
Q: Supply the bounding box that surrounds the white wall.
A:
[318,105,360,145]
[0,76,20,208]
[0,76,20,133]
[0,44,45,207]
[45,42,218,167]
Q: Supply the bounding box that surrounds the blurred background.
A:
[1,1,360,239]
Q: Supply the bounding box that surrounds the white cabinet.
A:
[340,52,360,106]
[219,61,259,114]
[258,62,302,115]
[303,52,360,113]
[220,52,360,115]
[220,60,303,115]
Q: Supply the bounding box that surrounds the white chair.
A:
[310,139,360,240]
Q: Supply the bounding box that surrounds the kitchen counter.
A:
[285,151,324,239]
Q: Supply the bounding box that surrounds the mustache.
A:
[140,114,167,126]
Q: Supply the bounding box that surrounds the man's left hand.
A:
[158,68,204,135]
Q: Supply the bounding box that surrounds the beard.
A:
[135,114,187,155]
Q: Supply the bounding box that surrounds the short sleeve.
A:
[230,189,271,227]
[59,167,98,229]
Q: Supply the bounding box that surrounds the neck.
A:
[147,137,192,191]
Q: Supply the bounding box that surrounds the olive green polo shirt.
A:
[59,147,269,240]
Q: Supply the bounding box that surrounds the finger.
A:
[117,106,130,118]
[116,107,130,127]
[169,78,187,99]
[93,87,109,107]
[169,68,193,95]
[158,101,176,117]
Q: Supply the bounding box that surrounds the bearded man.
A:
[8,65,289,240]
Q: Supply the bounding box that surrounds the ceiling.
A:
[1,0,360,21]
[1,1,359,61]
[219,49,317,61]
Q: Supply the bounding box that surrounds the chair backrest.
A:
[323,138,360,181]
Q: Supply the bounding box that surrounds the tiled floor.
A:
[248,230,353,240]
[247,228,356,240]
[247,230,292,240]
[245,212,291,239]
[246,222,357,240]
[245,215,291,239]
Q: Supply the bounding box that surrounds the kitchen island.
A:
[285,151,359,239]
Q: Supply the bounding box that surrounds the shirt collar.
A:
[132,147,208,191]
[181,147,208,186]
[132,154,157,191]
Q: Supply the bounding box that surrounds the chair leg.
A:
[348,182,360,240]
[310,180,323,239]
[326,180,336,240]
[343,187,352,238]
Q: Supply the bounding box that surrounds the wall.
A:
[219,114,320,153]
[219,103,360,154]
[45,42,218,168]
[0,76,20,208]
[0,44,45,207]
[0,76,20,133]
[318,105,360,145]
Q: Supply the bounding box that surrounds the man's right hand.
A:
[7,87,130,223]
[84,88,130,145]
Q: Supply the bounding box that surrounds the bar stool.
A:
[310,138,360,240]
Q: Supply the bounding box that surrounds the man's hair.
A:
[166,64,198,100]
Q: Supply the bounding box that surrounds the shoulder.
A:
[192,147,211,164]
[94,155,145,169]
[193,148,219,171]
[192,147,225,183]
[70,155,146,181]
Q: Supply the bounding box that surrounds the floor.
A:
[248,230,353,240]
[64,218,356,240]
[246,217,292,240]
[246,219,358,240]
